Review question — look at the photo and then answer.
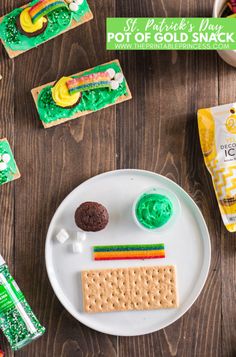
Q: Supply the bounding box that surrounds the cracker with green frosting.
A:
[0,139,20,186]
[31,59,132,128]
[0,0,93,58]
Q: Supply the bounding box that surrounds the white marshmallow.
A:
[114,72,124,84]
[110,80,119,90]
[106,68,116,79]
[72,241,83,253]
[2,154,10,163]
[69,2,79,11]
[56,229,69,244]
[74,0,84,4]
[0,162,7,171]
[76,231,87,241]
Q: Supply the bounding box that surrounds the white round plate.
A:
[45,169,211,336]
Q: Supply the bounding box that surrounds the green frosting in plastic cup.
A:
[135,193,173,229]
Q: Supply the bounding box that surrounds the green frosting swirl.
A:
[135,193,173,229]
[0,0,90,51]
[37,62,128,124]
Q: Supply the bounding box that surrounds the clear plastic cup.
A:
[132,187,181,232]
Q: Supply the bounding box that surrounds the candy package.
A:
[198,103,236,232]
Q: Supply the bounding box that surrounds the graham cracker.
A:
[0,4,93,59]
[81,265,178,313]
[0,138,21,184]
[31,59,132,128]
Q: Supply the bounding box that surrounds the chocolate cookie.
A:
[75,202,109,232]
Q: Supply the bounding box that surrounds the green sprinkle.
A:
[0,263,45,351]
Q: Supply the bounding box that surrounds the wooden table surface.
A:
[0,0,235,356]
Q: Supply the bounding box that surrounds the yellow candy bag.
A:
[198,103,236,232]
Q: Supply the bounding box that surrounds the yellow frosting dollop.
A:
[52,77,81,108]
[20,7,47,33]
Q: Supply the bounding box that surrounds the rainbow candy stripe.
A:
[67,72,111,95]
[29,0,67,24]
[93,244,165,261]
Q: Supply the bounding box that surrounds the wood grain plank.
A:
[11,0,117,355]
[117,1,222,357]
[0,0,16,355]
